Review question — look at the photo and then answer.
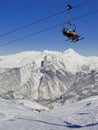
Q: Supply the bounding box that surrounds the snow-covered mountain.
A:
[0,48,98,108]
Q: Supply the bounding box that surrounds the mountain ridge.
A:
[0,48,98,71]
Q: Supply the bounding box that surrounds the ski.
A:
[72,37,85,43]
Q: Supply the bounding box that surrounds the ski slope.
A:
[0,96,98,130]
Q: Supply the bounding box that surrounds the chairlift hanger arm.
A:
[66,4,76,30]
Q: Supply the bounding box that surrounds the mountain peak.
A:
[64,48,78,55]
[63,48,83,59]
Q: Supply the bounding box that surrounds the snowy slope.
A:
[0,97,98,130]
[0,49,98,107]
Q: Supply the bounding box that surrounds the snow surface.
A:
[0,96,98,130]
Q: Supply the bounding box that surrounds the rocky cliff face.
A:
[0,49,98,107]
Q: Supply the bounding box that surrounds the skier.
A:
[62,28,72,38]
[70,30,80,40]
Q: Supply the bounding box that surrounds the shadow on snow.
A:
[11,118,98,128]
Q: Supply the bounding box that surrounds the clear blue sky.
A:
[0,0,98,56]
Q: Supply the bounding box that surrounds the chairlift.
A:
[62,5,84,43]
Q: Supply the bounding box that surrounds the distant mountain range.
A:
[0,49,98,108]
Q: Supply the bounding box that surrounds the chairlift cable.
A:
[0,0,92,38]
[0,9,97,47]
